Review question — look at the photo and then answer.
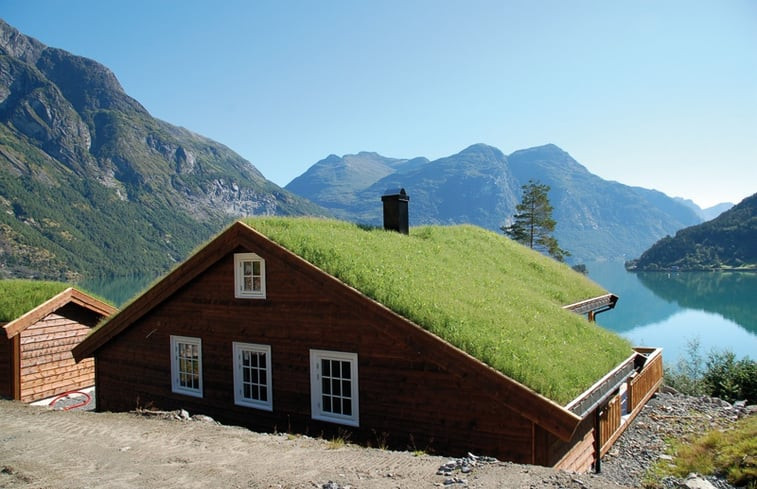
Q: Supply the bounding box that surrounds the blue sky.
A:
[3,1,755,208]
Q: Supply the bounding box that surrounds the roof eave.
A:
[4,288,116,339]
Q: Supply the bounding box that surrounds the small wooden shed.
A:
[1,284,116,402]
[73,219,662,471]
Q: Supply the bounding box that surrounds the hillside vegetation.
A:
[245,217,632,404]
[628,192,757,271]
[0,19,323,281]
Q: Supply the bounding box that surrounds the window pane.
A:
[252,277,261,291]
[322,359,330,377]
[244,261,252,275]
[244,277,253,291]
[243,384,250,399]
[343,398,352,416]
[341,361,350,379]
[259,369,266,386]
[323,396,332,413]
[259,387,267,402]
[322,377,330,395]
[342,380,351,396]
[333,378,341,396]
[252,261,260,275]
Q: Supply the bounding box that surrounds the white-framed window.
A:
[233,342,272,411]
[310,349,359,427]
[234,253,266,299]
[170,335,203,398]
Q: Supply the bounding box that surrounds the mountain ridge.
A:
[285,143,704,262]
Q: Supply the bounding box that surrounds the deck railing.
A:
[628,348,663,413]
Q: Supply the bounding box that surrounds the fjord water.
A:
[588,262,757,366]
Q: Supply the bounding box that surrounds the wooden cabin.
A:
[73,218,662,472]
[1,285,116,402]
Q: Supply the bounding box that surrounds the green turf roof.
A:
[0,279,70,323]
[245,217,633,404]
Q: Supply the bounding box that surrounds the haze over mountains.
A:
[286,144,717,262]
[0,18,732,283]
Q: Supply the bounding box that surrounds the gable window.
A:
[170,335,203,398]
[233,342,272,411]
[234,253,266,299]
[310,349,359,427]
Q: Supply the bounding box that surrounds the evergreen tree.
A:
[502,180,570,262]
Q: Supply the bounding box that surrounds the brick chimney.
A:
[381,188,409,235]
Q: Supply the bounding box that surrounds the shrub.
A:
[703,351,757,404]
[665,339,756,403]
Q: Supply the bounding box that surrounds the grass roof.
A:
[0,279,70,322]
[245,217,632,404]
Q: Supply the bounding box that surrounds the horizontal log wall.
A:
[550,417,595,472]
[95,242,543,463]
[19,313,94,402]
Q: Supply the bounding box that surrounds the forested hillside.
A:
[627,192,757,271]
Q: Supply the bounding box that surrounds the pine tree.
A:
[502,180,570,262]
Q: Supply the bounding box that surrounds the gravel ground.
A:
[601,391,754,488]
[1,392,753,488]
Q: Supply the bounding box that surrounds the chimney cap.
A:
[381,188,409,201]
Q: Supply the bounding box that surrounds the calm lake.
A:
[588,261,757,366]
[81,261,757,368]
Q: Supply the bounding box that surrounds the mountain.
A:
[627,192,757,271]
[285,152,429,216]
[0,19,323,281]
[286,143,702,262]
[674,197,734,221]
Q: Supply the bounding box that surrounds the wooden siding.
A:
[0,334,11,398]
[18,313,95,402]
[599,394,622,455]
[629,351,663,412]
[550,417,596,473]
[95,242,549,463]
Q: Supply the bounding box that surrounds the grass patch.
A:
[244,217,632,404]
[0,279,70,322]
[649,415,756,488]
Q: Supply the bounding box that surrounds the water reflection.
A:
[78,274,156,307]
[588,262,756,364]
[636,271,757,335]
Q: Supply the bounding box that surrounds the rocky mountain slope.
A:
[286,143,703,263]
[0,19,323,281]
[628,192,757,271]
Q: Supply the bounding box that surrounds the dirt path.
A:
[0,400,630,489]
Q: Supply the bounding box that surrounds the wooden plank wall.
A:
[628,353,663,412]
[599,394,621,455]
[94,243,543,463]
[0,335,11,398]
[19,313,95,402]
[550,417,596,473]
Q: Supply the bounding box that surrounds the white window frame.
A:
[234,252,266,299]
[170,335,203,398]
[233,342,273,411]
[310,349,359,427]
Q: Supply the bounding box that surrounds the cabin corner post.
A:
[11,334,21,400]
